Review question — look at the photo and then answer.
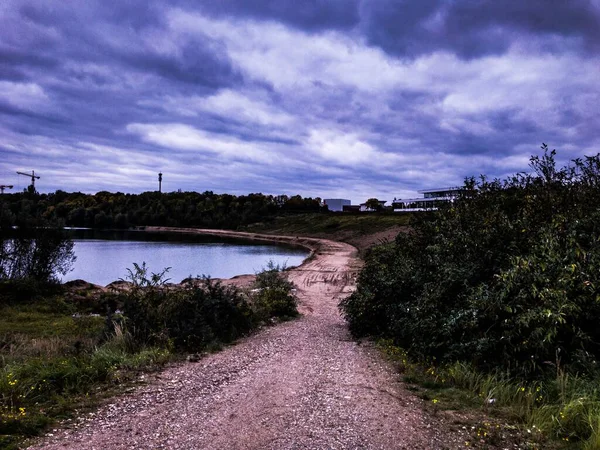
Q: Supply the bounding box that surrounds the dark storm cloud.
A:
[4,0,239,89]
[17,0,164,30]
[197,0,361,31]
[0,47,58,72]
[0,0,241,144]
[361,0,600,58]
[123,39,241,88]
[0,64,26,82]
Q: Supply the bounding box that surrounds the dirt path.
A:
[30,230,460,449]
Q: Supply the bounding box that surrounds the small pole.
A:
[158,172,162,193]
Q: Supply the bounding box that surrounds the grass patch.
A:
[243,212,412,257]
[0,285,172,448]
[377,339,600,449]
[0,345,170,449]
[0,338,170,449]
[244,212,410,238]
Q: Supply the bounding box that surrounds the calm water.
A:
[62,229,309,286]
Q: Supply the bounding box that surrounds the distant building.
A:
[324,198,351,212]
[419,187,462,199]
[342,204,361,212]
[392,187,463,211]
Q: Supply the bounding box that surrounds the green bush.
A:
[0,225,75,284]
[251,262,298,320]
[120,263,254,351]
[119,261,298,351]
[162,279,254,350]
[341,146,600,378]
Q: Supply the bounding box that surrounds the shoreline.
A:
[143,227,329,288]
[143,226,322,256]
[64,227,339,290]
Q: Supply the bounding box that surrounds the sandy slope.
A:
[30,230,461,449]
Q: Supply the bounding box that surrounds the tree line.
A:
[0,190,327,230]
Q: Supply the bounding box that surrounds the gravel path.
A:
[30,231,462,450]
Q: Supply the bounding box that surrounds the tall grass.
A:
[379,339,600,447]
[0,333,170,449]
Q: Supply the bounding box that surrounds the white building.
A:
[392,187,463,211]
[324,198,351,212]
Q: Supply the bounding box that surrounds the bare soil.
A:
[30,229,472,449]
[341,225,408,255]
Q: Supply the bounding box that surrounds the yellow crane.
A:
[16,170,40,190]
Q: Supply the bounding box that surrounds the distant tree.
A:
[94,211,113,229]
[114,213,129,229]
[274,195,289,207]
[67,207,86,227]
[365,198,382,211]
[0,190,331,230]
[0,226,76,283]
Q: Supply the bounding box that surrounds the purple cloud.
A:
[0,0,598,203]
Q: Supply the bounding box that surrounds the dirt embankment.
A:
[32,229,467,450]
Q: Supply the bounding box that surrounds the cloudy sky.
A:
[1,0,599,202]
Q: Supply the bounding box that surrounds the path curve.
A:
[30,229,454,449]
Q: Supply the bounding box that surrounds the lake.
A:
[62,229,309,286]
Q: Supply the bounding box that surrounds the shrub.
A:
[0,225,75,284]
[120,263,254,351]
[341,146,600,378]
[252,261,298,320]
[119,261,298,351]
[161,278,254,350]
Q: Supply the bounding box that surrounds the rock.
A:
[187,353,202,363]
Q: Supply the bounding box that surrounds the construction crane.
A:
[16,170,40,190]
[0,185,13,194]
